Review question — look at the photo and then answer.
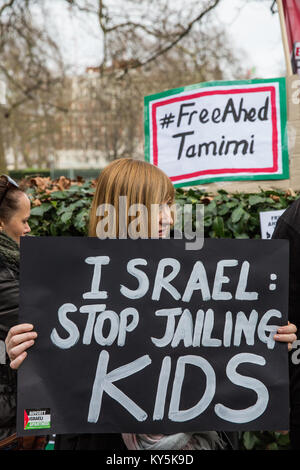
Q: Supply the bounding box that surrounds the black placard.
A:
[17,237,289,436]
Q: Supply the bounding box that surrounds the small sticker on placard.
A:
[24,409,51,430]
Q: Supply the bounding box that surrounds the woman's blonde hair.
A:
[89,158,175,238]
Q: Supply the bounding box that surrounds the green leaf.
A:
[30,203,52,216]
[74,209,89,231]
[217,204,230,216]
[67,185,84,192]
[231,206,244,223]
[276,433,290,446]
[212,216,224,237]
[67,200,87,210]
[49,223,57,236]
[217,189,228,195]
[205,201,217,216]
[204,215,212,227]
[28,217,39,227]
[226,201,239,209]
[235,233,249,239]
[61,211,73,224]
[248,195,266,206]
[186,197,199,204]
[243,432,259,450]
[49,191,67,200]
[267,442,278,450]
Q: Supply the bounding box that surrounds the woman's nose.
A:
[161,206,173,225]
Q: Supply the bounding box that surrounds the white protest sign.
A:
[259,209,285,239]
[144,78,289,187]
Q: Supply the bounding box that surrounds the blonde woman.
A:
[5,158,297,450]
[88,157,175,239]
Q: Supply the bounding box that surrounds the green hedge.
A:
[27,178,95,236]
[9,169,51,180]
[27,177,299,239]
[25,177,298,450]
[175,187,298,239]
[9,168,102,181]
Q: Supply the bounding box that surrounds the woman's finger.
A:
[274,333,297,343]
[6,331,37,350]
[277,323,297,334]
[9,339,36,361]
[10,351,28,370]
[5,323,34,345]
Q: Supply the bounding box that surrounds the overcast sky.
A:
[46,0,286,79]
[216,0,286,78]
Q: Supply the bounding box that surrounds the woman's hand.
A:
[274,322,297,351]
[5,323,37,370]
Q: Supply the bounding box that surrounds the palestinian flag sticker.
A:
[24,409,51,430]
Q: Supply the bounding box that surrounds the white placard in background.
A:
[259,209,285,239]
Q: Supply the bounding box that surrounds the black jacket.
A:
[272,199,300,450]
[54,433,128,450]
[0,257,18,440]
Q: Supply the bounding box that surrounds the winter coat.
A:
[0,257,18,440]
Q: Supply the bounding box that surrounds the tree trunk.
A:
[0,115,7,173]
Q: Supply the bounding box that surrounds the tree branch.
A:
[0,0,17,18]
[125,0,221,72]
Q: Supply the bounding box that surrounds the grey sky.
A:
[216,0,286,78]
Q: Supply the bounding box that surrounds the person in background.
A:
[5,160,298,450]
[0,175,46,450]
[272,201,300,450]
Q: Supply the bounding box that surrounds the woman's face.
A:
[1,192,31,245]
[158,202,173,238]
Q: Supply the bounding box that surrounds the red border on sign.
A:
[151,87,278,182]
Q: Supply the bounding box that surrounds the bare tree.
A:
[65,0,223,76]
[0,0,68,171]
[63,16,245,161]
[0,0,247,170]
[55,0,246,160]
